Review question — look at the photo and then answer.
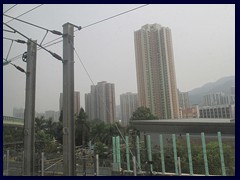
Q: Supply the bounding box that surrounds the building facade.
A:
[203,92,235,106]
[85,81,116,124]
[181,105,200,118]
[120,92,138,126]
[59,91,80,115]
[178,90,190,109]
[134,24,179,119]
[199,105,235,119]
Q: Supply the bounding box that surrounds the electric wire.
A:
[4,4,18,14]
[3,22,63,61]
[5,4,44,24]
[3,58,26,73]
[81,4,149,29]
[5,4,149,63]
[3,14,62,35]
[3,37,27,44]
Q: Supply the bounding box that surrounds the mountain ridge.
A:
[188,75,235,106]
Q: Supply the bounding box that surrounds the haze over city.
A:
[3,4,235,116]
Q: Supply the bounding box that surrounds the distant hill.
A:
[188,76,235,106]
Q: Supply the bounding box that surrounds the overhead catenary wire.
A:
[4,4,18,14]
[4,37,27,44]
[3,14,62,35]
[3,58,26,73]
[81,4,149,29]
[6,4,149,64]
[5,4,44,24]
[3,22,63,61]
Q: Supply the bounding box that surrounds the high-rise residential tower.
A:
[120,92,138,126]
[59,91,80,115]
[134,24,179,119]
[85,81,116,124]
[178,90,190,109]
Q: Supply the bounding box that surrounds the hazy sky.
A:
[3,4,235,116]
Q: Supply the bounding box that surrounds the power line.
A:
[6,4,149,63]
[81,4,149,29]
[3,37,27,44]
[5,4,44,24]
[3,58,26,73]
[3,14,62,35]
[4,4,18,14]
[3,22,63,61]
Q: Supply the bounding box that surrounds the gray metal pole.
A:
[178,157,181,176]
[6,150,9,176]
[41,152,44,176]
[133,156,137,176]
[23,40,37,176]
[96,154,99,176]
[62,23,75,176]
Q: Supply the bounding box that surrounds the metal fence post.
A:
[112,137,116,163]
[201,132,209,176]
[178,157,182,176]
[186,133,193,175]
[159,134,165,175]
[136,135,141,172]
[146,135,153,173]
[6,150,9,176]
[41,152,44,176]
[96,154,99,176]
[133,156,137,176]
[172,134,178,175]
[125,136,130,171]
[217,132,226,176]
[116,136,121,171]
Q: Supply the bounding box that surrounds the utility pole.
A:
[23,40,37,176]
[62,23,75,176]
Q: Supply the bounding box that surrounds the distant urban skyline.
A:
[3,4,234,116]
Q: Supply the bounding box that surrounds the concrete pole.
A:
[23,40,37,176]
[62,23,75,176]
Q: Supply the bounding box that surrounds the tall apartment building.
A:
[134,24,179,119]
[85,81,116,124]
[59,91,80,115]
[120,92,138,126]
[178,90,190,109]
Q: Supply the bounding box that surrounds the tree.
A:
[130,106,158,120]
[75,107,89,146]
